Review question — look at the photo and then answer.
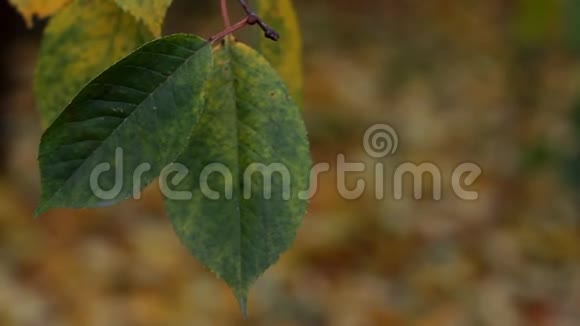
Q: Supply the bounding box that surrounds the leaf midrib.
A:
[222,43,245,292]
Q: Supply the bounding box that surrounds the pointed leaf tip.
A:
[33,207,43,219]
[236,293,248,320]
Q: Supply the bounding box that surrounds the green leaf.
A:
[36,34,212,216]
[114,0,173,37]
[8,0,71,27]
[165,40,311,316]
[256,0,304,106]
[35,0,154,128]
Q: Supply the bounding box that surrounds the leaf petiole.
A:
[220,0,231,28]
[209,17,251,43]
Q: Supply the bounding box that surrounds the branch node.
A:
[238,0,279,42]
[210,0,280,43]
[247,13,259,25]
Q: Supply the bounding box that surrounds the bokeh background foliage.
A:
[0,0,579,325]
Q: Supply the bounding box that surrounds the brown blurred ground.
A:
[1,0,580,325]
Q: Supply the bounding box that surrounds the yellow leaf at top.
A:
[35,0,153,128]
[257,0,303,107]
[9,0,71,27]
[114,0,173,37]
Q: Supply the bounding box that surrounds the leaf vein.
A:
[139,51,188,61]
[121,64,170,79]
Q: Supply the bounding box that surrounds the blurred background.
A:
[1,0,580,325]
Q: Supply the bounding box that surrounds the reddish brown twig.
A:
[220,0,231,28]
[209,17,250,43]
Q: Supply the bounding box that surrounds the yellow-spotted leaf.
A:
[166,40,311,317]
[35,0,154,128]
[256,0,303,106]
[114,0,173,37]
[9,0,71,27]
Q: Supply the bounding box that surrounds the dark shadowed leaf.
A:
[36,34,212,216]
[165,40,310,316]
